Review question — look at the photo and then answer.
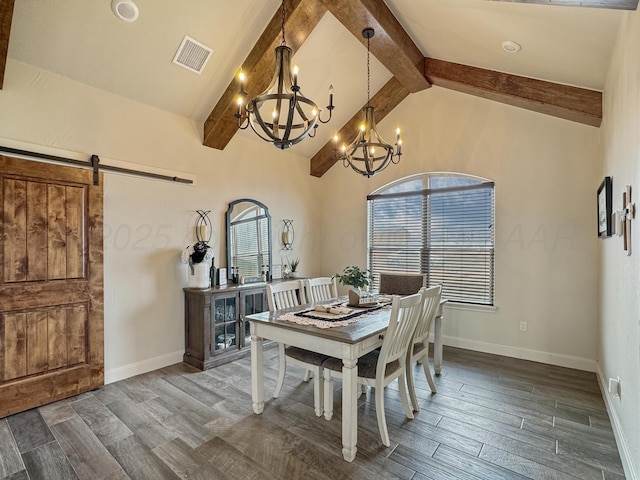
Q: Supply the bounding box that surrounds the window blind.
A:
[368,177,495,305]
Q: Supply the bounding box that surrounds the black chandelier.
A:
[235,0,334,150]
[336,28,402,178]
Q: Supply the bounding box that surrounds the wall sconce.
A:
[196,210,212,244]
[282,219,294,250]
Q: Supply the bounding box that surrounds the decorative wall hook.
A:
[622,185,635,256]
[196,210,212,244]
[282,219,294,250]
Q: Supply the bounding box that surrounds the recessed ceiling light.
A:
[501,40,522,54]
[111,0,139,23]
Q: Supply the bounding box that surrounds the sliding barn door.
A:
[0,155,103,417]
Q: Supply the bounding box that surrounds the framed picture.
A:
[271,264,282,280]
[218,267,227,286]
[597,176,613,237]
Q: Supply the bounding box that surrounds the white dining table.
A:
[246,298,446,462]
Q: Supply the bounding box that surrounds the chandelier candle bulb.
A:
[292,65,299,88]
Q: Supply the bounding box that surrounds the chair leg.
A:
[422,358,437,394]
[323,369,333,420]
[273,343,286,398]
[374,382,390,447]
[398,371,414,420]
[406,356,420,412]
[303,369,312,382]
[313,367,324,417]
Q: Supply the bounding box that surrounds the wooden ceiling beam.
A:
[320,0,430,93]
[203,0,327,150]
[0,0,15,89]
[310,76,410,177]
[425,58,602,127]
[486,0,638,10]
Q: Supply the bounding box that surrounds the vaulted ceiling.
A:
[0,0,634,176]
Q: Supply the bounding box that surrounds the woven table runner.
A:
[278,302,392,329]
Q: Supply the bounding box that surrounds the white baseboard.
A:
[596,363,638,480]
[104,350,184,384]
[437,335,598,372]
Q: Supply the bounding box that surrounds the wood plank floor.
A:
[0,346,626,480]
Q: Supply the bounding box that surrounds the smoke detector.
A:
[111,0,139,22]
[172,36,213,74]
[501,40,522,53]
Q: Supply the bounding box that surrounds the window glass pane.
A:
[368,173,494,305]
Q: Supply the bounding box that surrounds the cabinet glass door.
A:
[240,290,267,346]
[213,295,237,352]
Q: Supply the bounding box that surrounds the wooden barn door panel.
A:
[0,155,103,418]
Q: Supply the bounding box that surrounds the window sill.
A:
[444,302,498,314]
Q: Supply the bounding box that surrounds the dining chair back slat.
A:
[267,280,306,311]
[305,277,338,303]
[377,293,423,378]
[413,286,441,344]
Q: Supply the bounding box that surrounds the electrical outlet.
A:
[608,377,621,397]
[519,321,527,332]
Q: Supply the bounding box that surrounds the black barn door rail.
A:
[0,146,193,186]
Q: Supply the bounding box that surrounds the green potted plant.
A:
[289,257,300,278]
[335,265,372,306]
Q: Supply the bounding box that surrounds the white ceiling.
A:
[6,0,623,157]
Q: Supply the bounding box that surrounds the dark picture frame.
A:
[597,176,613,237]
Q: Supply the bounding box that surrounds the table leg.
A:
[341,357,358,462]
[251,326,264,414]
[434,310,443,376]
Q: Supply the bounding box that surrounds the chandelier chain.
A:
[367,35,371,106]
[280,0,286,46]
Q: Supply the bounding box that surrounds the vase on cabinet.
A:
[188,261,211,289]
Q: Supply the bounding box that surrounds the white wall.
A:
[599,6,640,478]
[318,86,601,371]
[0,60,324,381]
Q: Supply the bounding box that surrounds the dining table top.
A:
[245,298,392,345]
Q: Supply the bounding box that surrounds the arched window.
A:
[367,172,495,306]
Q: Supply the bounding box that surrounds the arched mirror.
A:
[226,199,272,283]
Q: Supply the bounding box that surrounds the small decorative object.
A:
[335,265,372,306]
[181,241,214,289]
[282,263,291,279]
[282,219,294,250]
[272,264,283,280]
[289,257,300,278]
[597,177,613,237]
[218,267,227,286]
[622,184,635,256]
[196,210,212,244]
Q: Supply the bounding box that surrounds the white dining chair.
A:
[305,277,338,303]
[267,280,328,416]
[378,272,426,296]
[406,285,441,412]
[322,292,423,446]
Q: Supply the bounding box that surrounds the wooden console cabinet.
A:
[183,283,268,370]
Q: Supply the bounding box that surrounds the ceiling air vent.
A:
[172,36,213,74]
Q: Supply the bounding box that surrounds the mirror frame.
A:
[225,198,272,283]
